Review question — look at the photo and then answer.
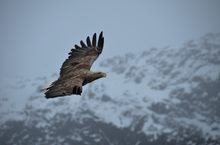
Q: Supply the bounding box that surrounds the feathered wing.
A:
[45,32,104,98]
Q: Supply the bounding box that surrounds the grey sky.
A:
[0,0,220,80]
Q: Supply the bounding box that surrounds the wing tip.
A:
[86,36,92,47]
[98,31,104,49]
[92,33,97,47]
[80,40,87,47]
[68,31,104,58]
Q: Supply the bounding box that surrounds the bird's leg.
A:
[77,86,82,95]
[72,86,82,95]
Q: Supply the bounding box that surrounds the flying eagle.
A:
[45,32,106,99]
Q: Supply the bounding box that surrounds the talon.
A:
[72,86,77,94]
[73,86,82,95]
[77,87,82,95]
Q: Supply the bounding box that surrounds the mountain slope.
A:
[0,33,220,145]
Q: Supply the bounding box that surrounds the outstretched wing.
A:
[60,31,104,76]
[45,32,104,98]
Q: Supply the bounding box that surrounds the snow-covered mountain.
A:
[0,33,220,145]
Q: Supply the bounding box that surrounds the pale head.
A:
[95,72,107,78]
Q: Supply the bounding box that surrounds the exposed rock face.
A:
[0,33,220,145]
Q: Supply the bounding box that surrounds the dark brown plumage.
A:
[45,32,106,99]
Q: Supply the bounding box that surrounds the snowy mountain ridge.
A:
[0,33,220,145]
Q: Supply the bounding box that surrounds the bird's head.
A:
[96,72,107,78]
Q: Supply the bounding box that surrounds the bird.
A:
[45,32,106,99]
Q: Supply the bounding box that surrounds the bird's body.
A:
[45,32,105,99]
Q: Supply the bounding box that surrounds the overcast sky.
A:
[0,0,220,81]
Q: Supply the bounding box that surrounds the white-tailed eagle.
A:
[45,32,106,99]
